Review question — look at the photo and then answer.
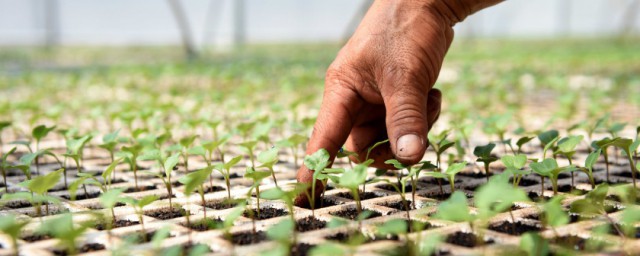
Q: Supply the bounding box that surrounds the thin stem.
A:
[568,157,574,191]
[270,167,278,187]
[604,149,610,183]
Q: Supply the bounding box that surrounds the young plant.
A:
[519,232,550,256]
[530,158,576,195]
[244,167,271,231]
[265,218,296,255]
[257,146,280,187]
[99,129,120,164]
[122,195,158,242]
[32,124,56,175]
[570,184,623,236]
[474,143,498,181]
[149,152,180,206]
[214,155,242,201]
[501,154,529,187]
[238,140,258,167]
[0,214,29,256]
[99,188,125,237]
[474,173,530,234]
[178,166,212,221]
[178,135,198,172]
[276,133,307,168]
[422,162,466,193]
[0,147,17,192]
[515,136,534,154]
[428,130,455,169]
[219,201,247,242]
[63,134,92,192]
[261,183,308,226]
[119,144,143,191]
[537,129,559,159]
[336,163,369,215]
[554,135,583,188]
[38,213,92,256]
[0,121,11,159]
[433,191,477,234]
[580,149,601,189]
[540,195,569,237]
[304,148,331,216]
[2,169,63,219]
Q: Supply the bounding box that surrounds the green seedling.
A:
[336,147,358,168]
[147,152,179,206]
[257,146,280,187]
[69,159,122,202]
[0,214,29,256]
[428,130,455,169]
[474,143,498,181]
[178,166,213,243]
[540,195,568,237]
[214,155,242,201]
[375,219,411,252]
[596,137,636,185]
[422,162,465,194]
[244,166,271,232]
[122,195,158,242]
[119,144,143,191]
[239,140,258,167]
[304,148,331,217]
[501,154,529,187]
[265,218,296,255]
[530,158,576,195]
[433,191,477,235]
[516,136,535,154]
[520,232,549,256]
[277,134,308,169]
[99,129,120,164]
[537,130,559,159]
[179,135,198,172]
[0,147,17,192]
[38,213,92,256]
[3,169,63,219]
[475,173,530,234]
[554,135,583,189]
[336,163,369,215]
[570,184,624,236]
[261,183,308,226]
[620,206,640,239]
[581,149,601,189]
[380,160,422,220]
[99,188,125,235]
[32,124,56,175]
[63,134,93,193]
[0,121,11,160]
[219,201,247,242]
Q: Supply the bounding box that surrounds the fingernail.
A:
[396,134,423,158]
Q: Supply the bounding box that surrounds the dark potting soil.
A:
[183,218,223,231]
[330,208,381,220]
[336,191,378,200]
[22,233,52,242]
[61,191,101,200]
[422,192,471,201]
[216,173,241,180]
[25,207,68,217]
[296,197,338,210]
[124,185,157,193]
[95,219,139,230]
[291,243,315,256]
[325,232,373,243]
[3,200,33,209]
[243,207,288,220]
[376,184,418,193]
[549,235,609,251]
[508,178,539,187]
[379,200,414,211]
[457,172,488,179]
[145,206,189,220]
[203,199,241,210]
[527,191,551,202]
[86,202,125,210]
[419,177,461,186]
[229,230,267,245]
[381,244,451,256]
[557,185,587,195]
[488,221,542,235]
[296,216,326,232]
[614,171,638,179]
[204,185,225,193]
[594,177,629,185]
[52,243,106,256]
[445,231,494,248]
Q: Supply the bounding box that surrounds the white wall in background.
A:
[0,0,638,46]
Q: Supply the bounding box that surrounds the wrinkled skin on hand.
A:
[295,0,502,207]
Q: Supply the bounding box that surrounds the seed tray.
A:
[1,134,639,256]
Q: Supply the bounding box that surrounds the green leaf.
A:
[366,139,389,161]
[224,156,243,170]
[585,149,601,169]
[376,219,407,236]
[530,158,557,176]
[433,191,473,223]
[338,164,368,189]
[501,154,527,169]
[66,135,93,155]
[557,135,583,153]
[260,187,286,200]
[384,159,407,170]
[187,146,206,157]
[304,148,330,172]
[138,195,159,208]
[102,129,120,144]
[32,125,56,141]
[151,226,172,248]
[327,218,348,229]
[418,233,443,256]
[178,168,212,196]
[0,121,11,132]
[99,189,124,209]
[257,147,279,166]
[179,135,198,149]
[266,218,294,242]
[102,158,122,182]
[164,153,180,177]
[438,141,455,155]
[474,173,530,219]
[19,152,39,166]
[223,202,247,228]
[0,214,29,239]
[542,196,568,228]
[444,162,466,176]
[538,130,559,146]
[473,143,495,158]
[244,167,271,181]
[520,232,549,256]
[26,168,63,195]
[516,136,534,148]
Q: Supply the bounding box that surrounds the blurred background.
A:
[0,0,638,48]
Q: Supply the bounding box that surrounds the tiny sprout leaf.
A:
[520,232,549,256]
[257,147,279,165]
[338,164,368,189]
[377,219,407,236]
[164,153,180,177]
[223,202,247,228]
[27,168,63,195]
[102,129,120,143]
[585,149,601,169]
[444,162,466,176]
[501,154,527,169]
[516,136,534,148]
[542,196,568,228]
[99,188,124,209]
[433,191,473,223]
[32,125,56,141]
[178,168,212,195]
[102,158,122,181]
[304,148,330,172]
[530,158,557,176]
[187,146,206,157]
[266,218,294,242]
[557,135,583,153]
[224,156,243,170]
[384,159,406,170]
[473,143,495,158]
[538,130,559,146]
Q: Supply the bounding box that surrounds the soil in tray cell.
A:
[26,207,69,217]
[330,208,381,220]
[229,230,267,245]
[61,191,101,200]
[203,185,225,193]
[550,235,608,251]
[123,230,175,244]
[557,185,587,195]
[2,200,33,209]
[87,202,125,210]
[243,207,288,220]
[297,197,338,210]
[296,216,326,232]
[488,221,542,235]
[182,218,224,231]
[291,243,315,256]
[124,185,157,193]
[145,206,189,220]
[445,231,494,248]
[527,191,551,202]
[335,191,378,200]
[509,178,539,187]
[379,200,414,211]
[203,198,243,210]
[457,172,488,179]
[52,243,106,255]
[163,243,212,254]
[422,192,472,201]
[22,233,52,242]
[376,184,418,193]
[95,219,140,230]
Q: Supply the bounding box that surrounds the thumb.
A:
[384,85,431,165]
